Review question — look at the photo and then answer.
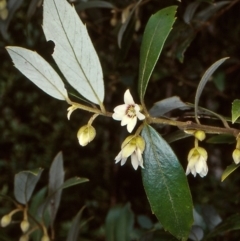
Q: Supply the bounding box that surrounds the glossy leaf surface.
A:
[14,168,43,204]
[6,47,68,100]
[43,0,104,104]
[141,125,193,240]
[138,6,177,101]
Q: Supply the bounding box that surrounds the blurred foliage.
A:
[1,0,240,240]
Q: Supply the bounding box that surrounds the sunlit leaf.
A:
[48,152,65,227]
[194,57,229,123]
[14,168,43,204]
[149,96,189,117]
[43,0,104,105]
[141,125,193,240]
[221,163,240,182]
[67,207,85,241]
[232,99,240,124]
[6,47,68,100]
[138,6,177,101]
[206,213,240,238]
[105,203,134,241]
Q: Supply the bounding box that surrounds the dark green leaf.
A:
[232,99,240,124]
[138,6,177,101]
[141,125,193,240]
[117,0,142,48]
[105,203,134,241]
[164,130,192,144]
[183,2,201,24]
[206,134,235,144]
[205,213,240,239]
[194,57,229,123]
[149,96,189,117]
[221,163,240,182]
[48,152,65,227]
[67,207,85,241]
[75,1,115,11]
[14,168,43,204]
[61,177,89,189]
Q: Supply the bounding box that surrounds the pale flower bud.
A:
[77,125,96,146]
[186,147,208,177]
[19,234,29,241]
[135,19,141,31]
[194,130,206,141]
[0,8,8,20]
[1,214,11,227]
[0,0,7,10]
[41,234,50,241]
[20,220,30,233]
[232,148,240,164]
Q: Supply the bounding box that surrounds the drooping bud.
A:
[19,234,29,241]
[194,130,206,141]
[1,214,11,227]
[77,125,96,146]
[41,234,50,241]
[232,148,240,164]
[20,220,30,233]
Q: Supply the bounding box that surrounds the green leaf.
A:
[14,168,43,204]
[67,207,85,241]
[60,177,89,189]
[205,213,240,239]
[117,0,142,48]
[232,99,240,124]
[221,163,240,182]
[48,152,65,227]
[141,125,193,240]
[194,57,229,123]
[43,0,105,105]
[183,2,201,24]
[105,203,134,241]
[164,130,192,144]
[6,47,68,100]
[149,96,189,117]
[138,6,177,101]
[206,134,235,144]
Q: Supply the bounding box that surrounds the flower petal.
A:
[122,143,135,158]
[113,104,127,113]
[121,115,131,126]
[131,153,139,170]
[127,117,137,133]
[137,112,145,120]
[112,112,124,121]
[124,89,135,105]
[115,151,122,163]
[136,148,144,168]
[120,158,128,166]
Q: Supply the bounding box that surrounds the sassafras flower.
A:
[186,147,208,178]
[112,90,145,133]
[115,135,145,170]
[77,125,96,146]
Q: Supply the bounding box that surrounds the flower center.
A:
[126,105,136,118]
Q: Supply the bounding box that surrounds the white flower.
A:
[186,147,208,178]
[112,89,145,133]
[115,135,145,170]
[232,148,240,164]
